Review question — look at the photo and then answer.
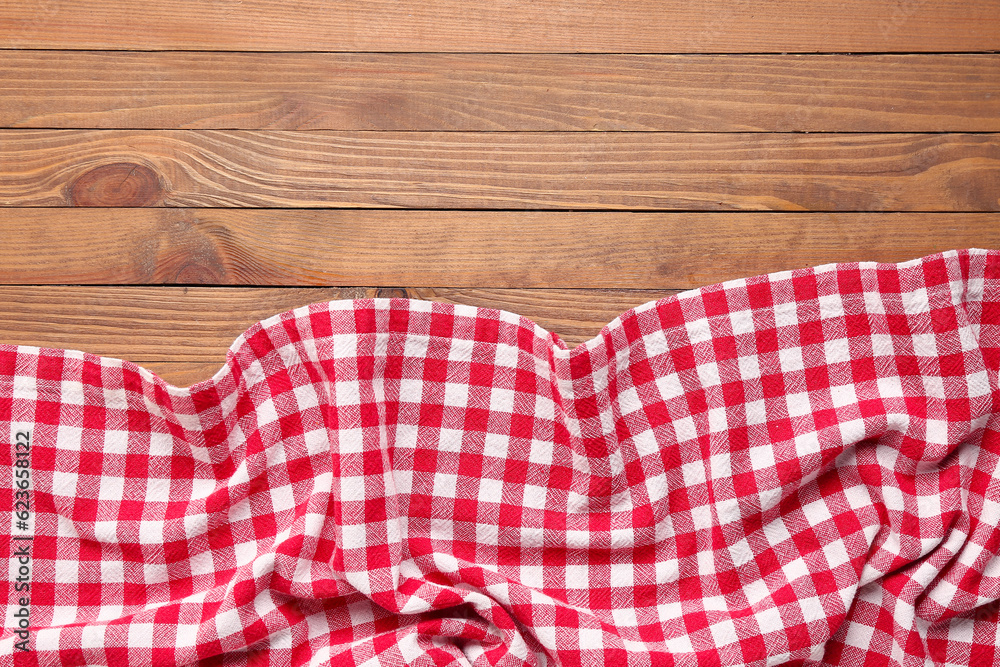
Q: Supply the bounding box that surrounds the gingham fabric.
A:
[2,249,999,667]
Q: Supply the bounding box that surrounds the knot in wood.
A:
[70,162,162,207]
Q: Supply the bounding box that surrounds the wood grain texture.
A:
[1,209,996,289]
[1,0,997,52]
[138,362,229,388]
[0,286,681,385]
[3,53,998,132]
[0,286,373,360]
[1,131,998,211]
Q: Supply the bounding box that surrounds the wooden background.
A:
[1,1,998,387]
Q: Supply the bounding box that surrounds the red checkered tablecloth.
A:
[2,249,999,666]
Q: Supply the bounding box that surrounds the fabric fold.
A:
[2,248,998,666]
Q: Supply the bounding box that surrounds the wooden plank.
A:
[3,53,998,132]
[138,362,228,388]
[0,0,997,52]
[1,131,997,211]
[0,209,996,289]
[0,286,373,360]
[0,286,680,385]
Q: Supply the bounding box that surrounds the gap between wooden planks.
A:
[1,210,996,289]
[2,53,997,132]
[1,131,998,210]
[1,0,997,51]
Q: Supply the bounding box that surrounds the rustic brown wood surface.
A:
[1,210,996,288]
[0,1,996,386]
[1,0,997,52]
[3,53,998,132]
[2,131,998,210]
[0,286,678,360]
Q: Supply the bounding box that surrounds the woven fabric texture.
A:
[2,248,999,666]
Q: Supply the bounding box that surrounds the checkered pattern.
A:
[2,248,999,666]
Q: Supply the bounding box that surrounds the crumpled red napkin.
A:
[3,248,998,666]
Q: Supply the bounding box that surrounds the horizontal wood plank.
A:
[0,286,372,360]
[0,286,680,386]
[1,0,997,52]
[1,209,996,289]
[137,362,229,388]
[2,53,998,132]
[1,131,998,210]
